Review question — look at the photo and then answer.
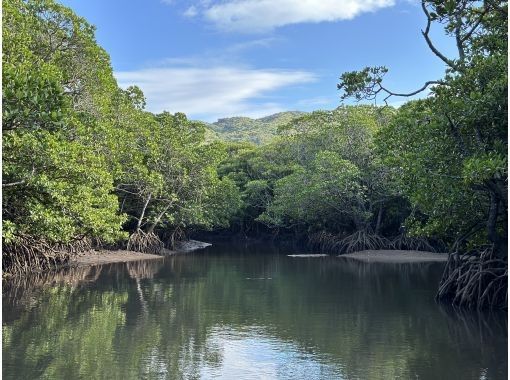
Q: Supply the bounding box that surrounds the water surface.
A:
[3,244,507,379]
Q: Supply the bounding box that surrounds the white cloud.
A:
[190,0,396,32]
[115,65,317,121]
[226,37,279,53]
[183,5,198,17]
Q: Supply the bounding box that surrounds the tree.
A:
[338,0,508,308]
[2,0,243,272]
[3,0,126,272]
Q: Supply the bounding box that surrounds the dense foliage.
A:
[2,0,240,271]
[217,107,404,242]
[339,0,507,257]
[337,0,507,308]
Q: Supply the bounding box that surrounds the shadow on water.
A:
[2,244,507,379]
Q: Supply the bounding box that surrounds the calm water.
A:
[2,244,507,379]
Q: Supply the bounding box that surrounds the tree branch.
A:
[2,180,26,188]
[380,80,443,104]
[461,7,488,43]
[421,1,460,71]
[2,166,36,187]
[454,10,466,63]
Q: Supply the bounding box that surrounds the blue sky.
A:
[59,0,456,122]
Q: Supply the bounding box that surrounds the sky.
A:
[59,0,457,122]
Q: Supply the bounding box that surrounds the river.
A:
[2,243,507,379]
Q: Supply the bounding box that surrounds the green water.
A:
[2,244,507,379]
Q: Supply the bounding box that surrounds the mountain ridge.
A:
[205,111,307,144]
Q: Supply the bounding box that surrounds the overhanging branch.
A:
[421,1,460,71]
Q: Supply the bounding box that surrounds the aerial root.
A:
[308,231,338,252]
[309,230,439,254]
[126,230,164,254]
[2,234,91,275]
[436,247,507,310]
[163,227,186,249]
[337,230,391,253]
[309,230,391,254]
[390,233,437,252]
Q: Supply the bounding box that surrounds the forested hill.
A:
[206,111,306,144]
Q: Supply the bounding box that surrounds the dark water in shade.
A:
[2,244,507,380]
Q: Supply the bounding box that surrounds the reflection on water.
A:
[2,244,507,379]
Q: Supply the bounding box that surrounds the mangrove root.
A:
[308,231,338,253]
[309,230,391,254]
[2,234,91,275]
[162,227,186,249]
[126,230,164,255]
[436,247,507,310]
[337,230,392,254]
[390,233,438,252]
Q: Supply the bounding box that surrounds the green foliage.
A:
[463,152,507,186]
[3,0,125,244]
[259,152,365,229]
[3,130,126,242]
[376,100,482,241]
[337,66,389,101]
[2,0,242,262]
[346,0,508,253]
[218,106,402,238]
[114,111,242,235]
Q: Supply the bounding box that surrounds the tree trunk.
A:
[487,190,506,258]
[374,203,384,235]
[120,196,127,214]
[146,202,172,234]
[136,193,152,231]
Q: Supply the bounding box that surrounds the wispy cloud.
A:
[183,5,198,17]
[115,65,317,121]
[143,37,280,69]
[178,0,395,33]
[225,37,280,53]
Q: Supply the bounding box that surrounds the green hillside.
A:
[207,111,306,144]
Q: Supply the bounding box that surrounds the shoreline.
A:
[338,249,447,263]
[3,240,212,279]
[73,248,448,268]
[71,249,168,267]
[4,247,449,281]
[72,240,213,267]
